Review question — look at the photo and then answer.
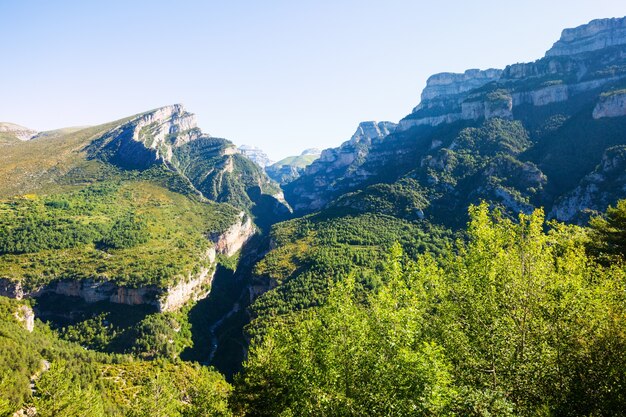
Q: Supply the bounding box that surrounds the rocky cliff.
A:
[284,121,396,211]
[546,16,626,57]
[210,213,256,257]
[551,145,626,222]
[0,214,256,312]
[86,104,286,212]
[238,145,274,167]
[593,90,626,119]
[284,16,626,216]
[398,17,626,132]
[88,104,201,169]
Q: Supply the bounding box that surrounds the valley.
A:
[2,14,626,417]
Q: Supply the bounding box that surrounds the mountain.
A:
[283,17,626,226]
[265,148,321,184]
[238,145,274,167]
[283,121,397,210]
[0,122,37,142]
[0,104,290,312]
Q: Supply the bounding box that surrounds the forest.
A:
[2,201,626,416]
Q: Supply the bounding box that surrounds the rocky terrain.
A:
[0,122,37,141]
[284,121,397,211]
[282,16,626,223]
[238,145,274,167]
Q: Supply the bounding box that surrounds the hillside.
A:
[3,14,626,417]
[265,148,321,184]
[284,17,626,226]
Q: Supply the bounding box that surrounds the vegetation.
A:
[234,203,626,416]
[0,296,232,416]
[0,180,239,289]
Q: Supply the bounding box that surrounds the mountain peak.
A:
[0,122,37,141]
[546,16,626,57]
[300,148,321,156]
[419,69,503,104]
[238,145,273,167]
[350,121,397,143]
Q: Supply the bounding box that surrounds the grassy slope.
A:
[0,121,130,197]
[0,296,231,415]
[270,153,319,169]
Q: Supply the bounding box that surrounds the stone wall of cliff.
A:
[0,215,256,312]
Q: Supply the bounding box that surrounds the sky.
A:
[1,1,625,160]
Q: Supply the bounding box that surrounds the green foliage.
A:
[0,181,239,289]
[236,203,626,416]
[234,274,454,417]
[588,199,626,261]
[0,296,232,416]
[101,213,149,249]
[250,211,450,336]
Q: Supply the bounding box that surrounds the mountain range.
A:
[2,15,626,416]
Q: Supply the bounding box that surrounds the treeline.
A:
[234,203,626,416]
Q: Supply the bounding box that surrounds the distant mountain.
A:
[238,145,274,167]
[283,16,626,225]
[265,148,322,184]
[0,122,37,142]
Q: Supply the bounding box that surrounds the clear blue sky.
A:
[1,1,624,160]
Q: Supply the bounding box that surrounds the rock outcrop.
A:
[551,146,626,222]
[87,104,201,169]
[0,214,256,311]
[210,213,256,257]
[14,304,35,332]
[593,91,626,119]
[0,122,37,141]
[546,16,626,57]
[398,69,503,130]
[284,121,396,211]
[238,145,274,167]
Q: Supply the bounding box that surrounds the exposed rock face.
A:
[546,16,626,57]
[158,266,215,312]
[0,215,256,311]
[349,121,397,143]
[398,69,503,130]
[593,91,626,119]
[88,104,201,169]
[284,121,396,211]
[0,122,37,141]
[398,18,626,132]
[210,213,256,256]
[238,145,274,167]
[419,69,503,103]
[551,146,626,222]
[14,304,35,332]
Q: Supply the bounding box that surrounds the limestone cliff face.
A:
[398,17,626,132]
[593,91,626,119]
[210,213,256,257]
[399,69,502,130]
[551,146,626,223]
[0,122,37,141]
[419,69,503,103]
[14,304,35,332]
[0,215,256,311]
[88,104,201,169]
[238,145,274,167]
[286,17,626,215]
[284,121,396,211]
[546,16,626,57]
